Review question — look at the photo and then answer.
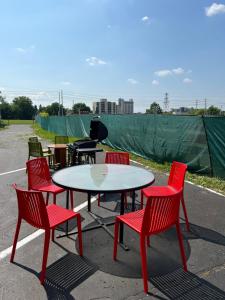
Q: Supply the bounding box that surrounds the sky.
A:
[0,0,225,112]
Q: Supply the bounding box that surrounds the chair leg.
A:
[52,229,55,242]
[176,222,187,272]
[141,191,144,209]
[147,236,150,247]
[140,235,149,293]
[181,194,190,232]
[113,219,120,260]
[40,230,50,285]
[10,217,22,262]
[76,214,83,256]
[53,194,56,205]
[70,191,74,210]
[46,192,49,206]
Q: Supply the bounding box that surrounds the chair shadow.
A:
[151,223,225,298]
[12,243,98,300]
[74,218,225,298]
[181,222,225,247]
[150,267,225,299]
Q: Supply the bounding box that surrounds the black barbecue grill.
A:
[68,118,108,165]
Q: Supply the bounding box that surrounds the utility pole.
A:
[164,92,169,112]
[61,90,63,116]
[58,91,61,116]
[195,99,198,110]
[204,98,207,115]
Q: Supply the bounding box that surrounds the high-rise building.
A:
[117,98,134,114]
[93,98,134,114]
[93,98,116,114]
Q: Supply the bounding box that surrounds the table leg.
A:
[54,148,67,168]
[88,193,91,212]
[66,191,69,234]
[119,192,125,244]
[132,191,135,212]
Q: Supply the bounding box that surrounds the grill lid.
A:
[89,119,108,142]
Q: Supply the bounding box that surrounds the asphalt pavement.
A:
[0,125,225,300]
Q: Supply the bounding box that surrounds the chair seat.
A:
[117,209,145,233]
[36,183,64,194]
[43,148,50,153]
[47,204,78,228]
[43,152,53,158]
[142,185,177,198]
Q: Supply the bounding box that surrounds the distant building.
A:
[93,98,134,114]
[93,98,116,114]
[171,107,191,115]
[117,98,134,114]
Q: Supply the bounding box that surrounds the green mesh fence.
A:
[36,114,225,179]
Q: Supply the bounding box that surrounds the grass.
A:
[33,122,225,196]
[1,119,34,125]
[32,122,79,143]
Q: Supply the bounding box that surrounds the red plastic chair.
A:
[113,190,187,293]
[141,161,189,231]
[27,157,74,209]
[98,152,130,207]
[10,185,83,284]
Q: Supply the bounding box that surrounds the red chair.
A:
[113,190,187,293]
[98,152,130,207]
[141,161,189,231]
[10,185,83,284]
[27,157,74,209]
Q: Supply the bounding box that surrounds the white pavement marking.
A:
[0,195,98,260]
[0,168,26,177]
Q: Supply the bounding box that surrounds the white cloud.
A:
[61,81,71,86]
[205,3,225,16]
[172,67,184,75]
[15,45,35,54]
[127,78,138,84]
[141,16,149,22]
[183,78,192,84]
[15,47,27,53]
[154,69,172,77]
[86,56,107,66]
[155,67,191,77]
[152,80,159,85]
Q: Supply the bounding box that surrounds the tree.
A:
[45,102,66,116]
[12,96,36,119]
[0,96,12,119]
[207,105,221,115]
[146,102,162,114]
[72,102,91,114]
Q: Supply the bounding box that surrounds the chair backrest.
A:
[168,161,187,191]
[105,152,130,165]
[27,158,51,190]
[13,184,49,229]
[142,190,182,235]
[29,136,39,142]
[28,141,43,157]
[55,136,69,144]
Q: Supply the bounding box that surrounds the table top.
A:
[52,164,155,193]
[76,148,103,153]
[48,144,68,149]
